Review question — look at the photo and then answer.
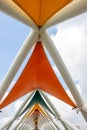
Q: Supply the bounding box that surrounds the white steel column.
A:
[43,0,87,29]
[4,91,35,130]
[0,30,39,101]
[41,114,57,130]
[45,119,58,130]
[40,91,79,130]
[0,119,12,130]
[12,117,27,130]
[14,122,26,130]
[44,116,57,130]
[37,114,55,130]
[11,121,22,130]
[0,0,37,29]
[42,122,56,130]
[12,107,32,130]
[40,103,64,130]
[51,123,60,130]
[17,122,25,130]
[45,121,56,130]
[44,111,64,130]
[41,30,87,121]
[52,121,64,130]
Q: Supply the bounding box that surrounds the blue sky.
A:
[0,12,30,81]
[0,11,87,129]
[0,12,57,82]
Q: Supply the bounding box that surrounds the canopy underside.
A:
[13,0,72,26]
[0,42,76,109]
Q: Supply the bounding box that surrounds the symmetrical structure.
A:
[0,0,87,129]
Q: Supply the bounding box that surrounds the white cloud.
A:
[51,16,87,79]
[14,100,23,112]
[51,13,87,129]
[1,11,87,130]
[0,117,11,128]
[1,117,10,123]
[51,13,87,98]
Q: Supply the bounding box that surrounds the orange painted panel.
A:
[0,42,76,109]
[24,104,48,119]
[13,0,72,26]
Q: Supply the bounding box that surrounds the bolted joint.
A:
[36,26,45,42]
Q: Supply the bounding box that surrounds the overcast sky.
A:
[0,11,87,130]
